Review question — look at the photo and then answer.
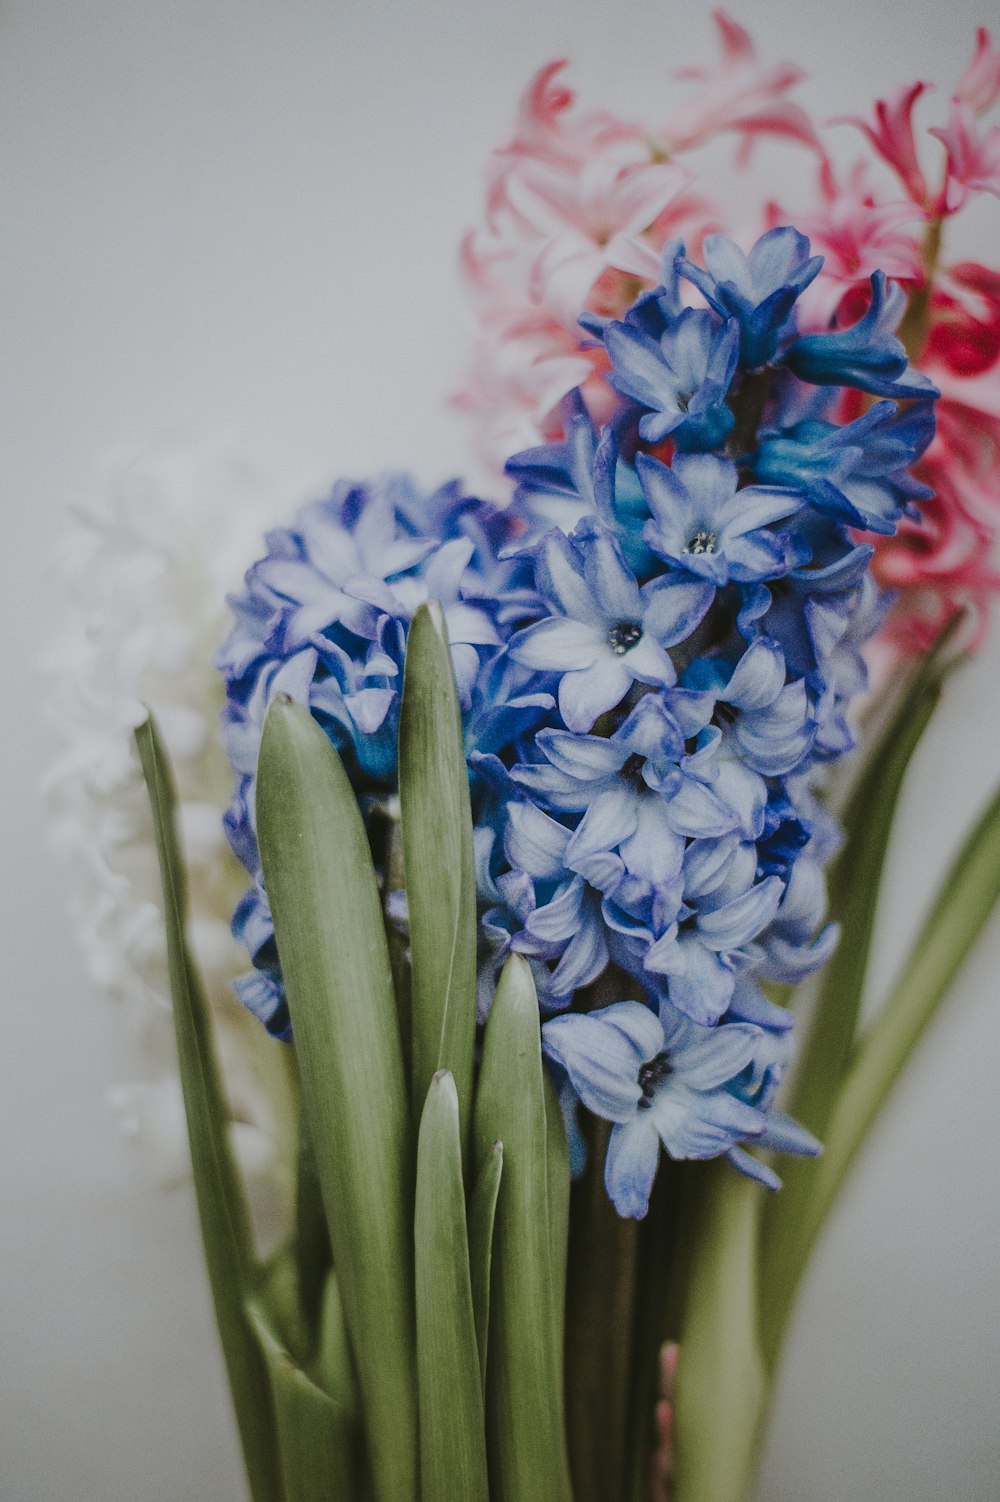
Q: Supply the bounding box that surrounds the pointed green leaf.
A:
[134,715,283,1502]
[414,1071,490,1501]
[672,1167,766,1502]
[468,1140,503,1394]
[765,775,1000,1365]
[473,955,574,1502]
[313,1267,361,1429]
[248,1303,363,1502]
[399,600,478,1158]
[256,695,418,1502]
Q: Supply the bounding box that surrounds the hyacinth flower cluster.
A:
[459,16,1000,666]
[218,225,935,1220]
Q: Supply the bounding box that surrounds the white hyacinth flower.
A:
[45,442,297,1251]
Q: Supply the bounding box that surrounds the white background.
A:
[2,3,999,1499]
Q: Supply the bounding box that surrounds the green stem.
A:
[763,776,1000,1368]
[564,1119,640,1502]
[672,1166,767,1502]
[623,1159,688,1502]
[897,213,944,363]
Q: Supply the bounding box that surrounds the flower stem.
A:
[564,1117,640,1502]
[672,1165,767,1502]
[897,212,944,362]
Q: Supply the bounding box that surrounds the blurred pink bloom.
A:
[657,9,821,157]
[487,59,644,220]
[833,81,932,207]
[954,27,1000,114]
[930,101,1000,212]
[773,162,924,326]
[505,155,691,324]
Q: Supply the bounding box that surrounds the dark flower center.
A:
[621,752,647,788]
[637,1050,671,1107]
[608,620,643,655]
[683,529,718,556]
[715,700,738,726]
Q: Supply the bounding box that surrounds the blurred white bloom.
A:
[46,442,296,1249]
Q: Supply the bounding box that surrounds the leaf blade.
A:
[256,695,418,1502]
[134,715,283,1502]
[473,956,574,1502]
[414,1071,490,1501]
[468,1140,503,1395]
[399,600,478,1159]
[248,1302,363,1502]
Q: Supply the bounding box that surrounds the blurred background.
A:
[2,2,998,1498]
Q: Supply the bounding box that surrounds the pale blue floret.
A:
[509,524,714,732]
[678,226,823,369]
[604,307,740,449]
[644,835,785,1025]
[638,451,805,586]
[542,999,818,1218]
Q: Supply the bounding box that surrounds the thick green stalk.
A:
[399,600,478,1160]
[135,716,284,1502]
[256,696,418,1502]
[564,1119,639,1502]
[672,1167,766,1502]
[762,776,1000,1367]
[414,1071,490,1501]
[473,955,574,1502]
[248,1304,363,1502]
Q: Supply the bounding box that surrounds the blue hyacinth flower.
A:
[783,271,939,400]
[637,450,805,585]
[754,398,936,535]
[644,834,785,1025]
[510,695,738,908]
[542,998,805,1218]
[604,307,740,449]
[679,227,823,370]
[509,524,714,732]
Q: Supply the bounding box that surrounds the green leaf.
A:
[399,600,478,1160]
[414,1071,490,1501]
[256,695,418,1502]
[473,955,574,1502]
[769,774,1000,1357]
[248,1302,363,1502]
[313,1268,361,1429]
[134,715,283,1502]
[544,1071,570,1371]
[468,1140,503,1396]
[672,1167,766,1502]
[760,623,965,1362]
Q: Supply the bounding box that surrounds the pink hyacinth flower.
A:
[930,101,1000,213]
[503,154,692,326]
[774,161,925,327]
[954,26,1000,115]
[657,9,822,158]
[833,80,933,207]
[486,59,645,223]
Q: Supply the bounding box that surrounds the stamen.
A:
[637,1050,671,1107]
[608,620,643,655]
[682,530,718,556]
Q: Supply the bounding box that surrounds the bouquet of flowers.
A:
[49,15,1000,1501]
